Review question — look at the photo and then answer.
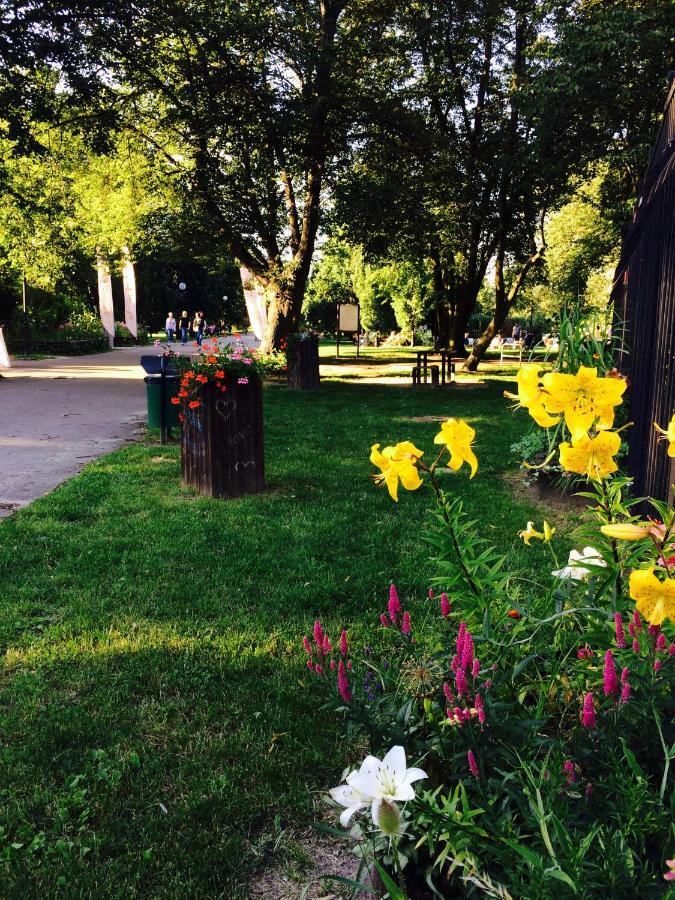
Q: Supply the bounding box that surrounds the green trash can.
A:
[145,375,181,428]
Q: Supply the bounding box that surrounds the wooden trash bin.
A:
[181,376,265,498]
[287,336,320,390]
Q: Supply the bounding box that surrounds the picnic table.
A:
[413,350,454,386]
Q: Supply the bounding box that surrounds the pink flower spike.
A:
[443,682,455,705]
[401,611,411,635]
[656,632,666,651]
[633,609,642,631]
[428,587,434,599]
[654,660,662,672]
[450,654,460,672]
[621,666,629,683]
[337,659,352,702]
[453,706,464,726]
[388,584,401,623]
[461,632,474,670]
[471,658,480,678]
[628,621,636,637]
[456,622,467,656]
[632,638,640,653]
[668,644,675,657]
[314,664,324,676]
[648,623,660,639]
[440,593,451,618]
[330,660,336,671]
[620,680,631,704]
[455,667,469,698]
[603,650,618,696]
[585,782,593,799]
[302,636,312,655]
[581,692,596,729]
[577,645,593,660]
[307,660,314,671]
[346,660,352,670]
[614,613,626,649]
[313,620,324,647]
[563,760,576,785]
[481,679,493,690]
[475,692,486,725]
[339,629,348,657]
[379,613,390,628]
[467,750,480,778]
[323,634,332,654]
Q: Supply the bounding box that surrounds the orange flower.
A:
[178,390,188,398]
[188,400,201,409]
[185,371,195,380]
[197,375,208,384]
[215,370,225,378]
[170,396,180,405]
[507,609,522,619]
[206,356,217,364]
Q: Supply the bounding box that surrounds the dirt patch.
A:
[249,827,364,900]
[502,470,591,517]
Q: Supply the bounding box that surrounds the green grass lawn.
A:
[0,376,571,897]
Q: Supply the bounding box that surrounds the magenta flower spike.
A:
[455,667,469,698]
[339,629,348,657]
[388,584,401,623]
[475,692,486,725]
[461,632,474,670]
[337,659,352,702]
[581,692,596,729]
[379,613,390,628]
[620,680,631,704]
[313,620,324,649]
[654,660,662,672]
[443,682,455,705]
[401,611,411,635]
[632,638,640,653]
[471,658,480,678]
[614,613,627,649]
[603,650,618,696]
[456,622,467,656]
[440,593,451,618]
[669,644,675,657]
[302,636,312,656]
[467,750,480,778]
[656,632,666,652]
[621,666,629,683]
[633,609,642,631]
[428,587,434,599]
[323,634,333,654]
[563,760,576,785]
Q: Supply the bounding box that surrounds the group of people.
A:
[165,311,208,346]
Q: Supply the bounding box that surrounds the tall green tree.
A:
[5,0,366,351]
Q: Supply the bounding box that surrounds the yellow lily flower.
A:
[519,520,555,545]
[504,365,560,428]
[370,441,424,502]
[433,418,478,478]
[629,567,675,626]
[541,366,627,440]
[600,523,652,541]
[519,521,544,545]
[543,366,627,438]
[543,520,555,542]
[654,414,675,457]
[558,430,621,480]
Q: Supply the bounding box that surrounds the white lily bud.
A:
[372,798,402,837]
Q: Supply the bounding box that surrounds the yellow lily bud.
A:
[543,521,555,542]
[600,523,652,541]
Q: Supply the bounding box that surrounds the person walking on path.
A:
[179,310,190,345]
[193,311,205,347]
[165,312,177,343]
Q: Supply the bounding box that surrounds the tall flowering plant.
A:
[299,374,674,897]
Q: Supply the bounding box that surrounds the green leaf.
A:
[373,860,406,899]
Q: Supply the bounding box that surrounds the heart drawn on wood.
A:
[234,460,256,472]
[215,398,238,422]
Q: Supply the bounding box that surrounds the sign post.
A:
[336,302,360,358]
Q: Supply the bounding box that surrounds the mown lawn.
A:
[0,375,570,897]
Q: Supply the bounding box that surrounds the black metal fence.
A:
[612,76,675,503]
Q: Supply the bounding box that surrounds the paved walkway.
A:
[0,337,257,518]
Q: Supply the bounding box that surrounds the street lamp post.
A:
[22,274,30,357]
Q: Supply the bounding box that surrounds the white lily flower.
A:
[552,547,607,581]
[329,746,427,829]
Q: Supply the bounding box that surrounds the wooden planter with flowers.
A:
[175,339,270,498]
[286,332,320,390]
